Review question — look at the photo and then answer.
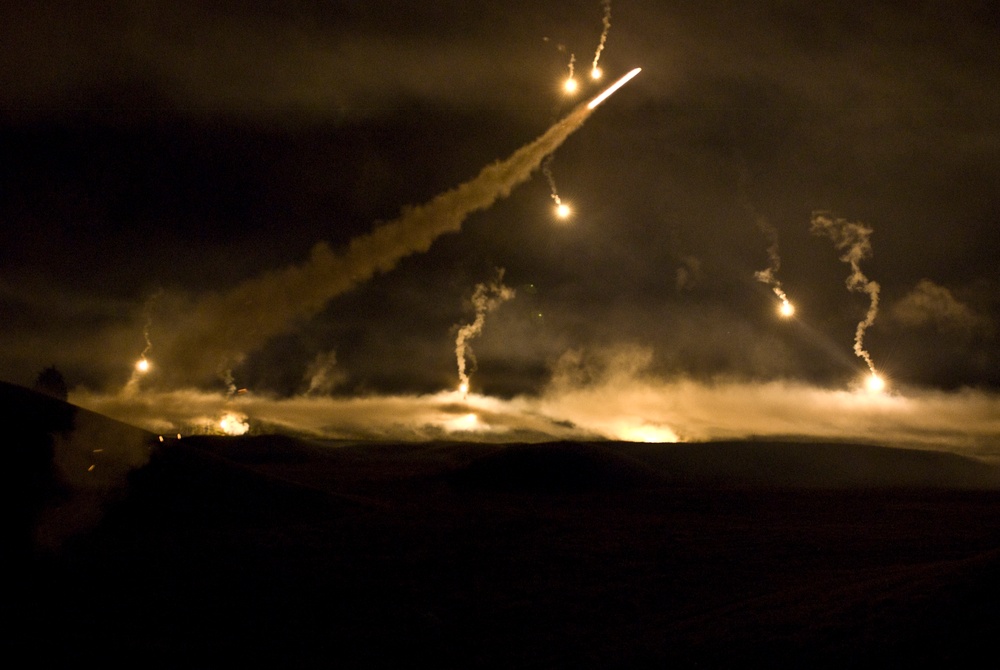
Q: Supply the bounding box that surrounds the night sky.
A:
[3,1,999,449]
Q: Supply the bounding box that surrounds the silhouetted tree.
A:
[34,366,68,401]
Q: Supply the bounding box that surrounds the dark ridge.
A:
[448,441,661,493]
[185,432,323,464]
[98,437,359,532]
[0,379,77,435]
[614,441,1000,490]
[0,381,157,560]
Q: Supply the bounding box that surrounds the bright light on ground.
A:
[219,411,250,435]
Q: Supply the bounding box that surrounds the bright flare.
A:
[587,67,641,110]
[459,381,469,396]
[219,412,250,435]
[136,358,150,373]
[564,77,578,94]
[866,373,886,393]
[556,203,572,219]
[590,67,602,80]
[779,299,795,317]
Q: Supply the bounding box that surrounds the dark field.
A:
[4,381,1000,668]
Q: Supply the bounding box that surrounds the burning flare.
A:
[542,155,572,220]
[866,372,886,393]
[563,53,578,93]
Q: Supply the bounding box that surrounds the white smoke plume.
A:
[303,350,346,396]
[153,99,601,386]
[752,217,791,309]
[122,289,163,396]
[810,211,881,373]
[591,0,612,76]
[541,155,565,210]
[456,269,516,395]
[738,170,791,311]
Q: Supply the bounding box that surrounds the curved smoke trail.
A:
[455,269,515,395]
[810,211,881,373]
[591,0,612,76]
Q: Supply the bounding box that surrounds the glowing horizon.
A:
[70,368,1000,460]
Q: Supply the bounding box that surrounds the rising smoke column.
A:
[591,0,612,79]
[154,92,615,386]
[455,269,515,396]
[810,211,881,374]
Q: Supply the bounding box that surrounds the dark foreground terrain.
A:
[4,381,1000,668]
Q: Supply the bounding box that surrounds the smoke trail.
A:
[123,289,162,395]
[455,269,515,395]
[541,155,570,218]
[591,0,612,77]
[810,211,881,373]
[738,173,792,314]
[303,350,345,396]
[155,100,601,385]
[566,52,577,91]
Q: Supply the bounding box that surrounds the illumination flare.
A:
[542,155,572,220]
[740,173,794,321]
[563,53,578,93]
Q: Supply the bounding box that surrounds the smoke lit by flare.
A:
[740,177,794,322]
[219,411,250,435]
[563,53,578,93]
[590,0,612,79]
[456,269,516,396]
[542,155,572,220]
[70,363,1000,457]
[810,211,881,376]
